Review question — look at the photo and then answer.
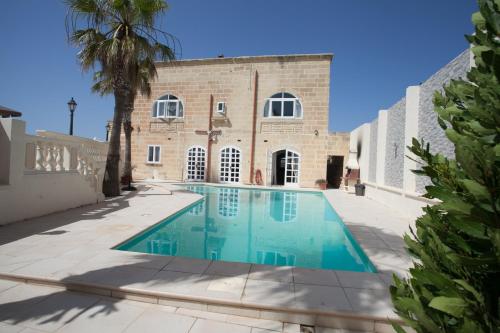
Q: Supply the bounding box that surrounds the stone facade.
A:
[384,98,406,188]
[415,49,471,193]
[126,54,348,188]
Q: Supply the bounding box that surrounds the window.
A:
[217,102,226,114]
[152,94,184,118]
[263,92,302,118]
[147,145,161,163]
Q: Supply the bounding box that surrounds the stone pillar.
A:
[403,85,420,193]
[375,110,388,186]
[359,123,371,183]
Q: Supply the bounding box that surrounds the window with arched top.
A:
[152,94,184,118]
[263,92,302,118]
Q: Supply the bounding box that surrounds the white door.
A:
[220,147,241,183]
[186,146,206,181]
[284,150,300,185]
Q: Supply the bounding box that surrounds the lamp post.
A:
[105,123,111,141]
[67,97,77,136]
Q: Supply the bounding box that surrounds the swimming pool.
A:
[116,185,376,272]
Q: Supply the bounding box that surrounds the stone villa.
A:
[125,54,349,188]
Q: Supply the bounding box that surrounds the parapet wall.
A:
[349,49,471,219]
[0,118,108,224]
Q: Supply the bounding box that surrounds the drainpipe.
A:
[249,70,259,184]
[206,95,214,182]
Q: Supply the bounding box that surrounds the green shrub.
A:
[390,1,500,332]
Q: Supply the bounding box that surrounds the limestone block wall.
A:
[127,54,345,188]
[349,49,471,219]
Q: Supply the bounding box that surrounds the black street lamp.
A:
[67,97,77,135]
[105,122,111,141]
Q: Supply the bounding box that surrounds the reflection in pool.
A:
[116,185,376,272]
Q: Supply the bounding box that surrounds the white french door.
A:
[186,146,206,181]
[284,150,300,185]
[219,147,241,183]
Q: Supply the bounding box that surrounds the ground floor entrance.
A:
[326,155,344,188]
[271,149,300,186]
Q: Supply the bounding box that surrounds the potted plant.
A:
[315,179,327,190]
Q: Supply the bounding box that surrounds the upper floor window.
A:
[263,92,302,118]
[152,94,184,118]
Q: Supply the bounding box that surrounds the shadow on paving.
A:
[0,186,414,329]
[0,185,159,246]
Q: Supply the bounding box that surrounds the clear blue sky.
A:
[0,1,476,140]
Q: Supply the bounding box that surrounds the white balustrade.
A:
[24,131,108,192]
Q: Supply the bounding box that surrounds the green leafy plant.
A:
[390,1,500,332]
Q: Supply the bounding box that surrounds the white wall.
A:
[0,119,108,225]
[348,50,471,220]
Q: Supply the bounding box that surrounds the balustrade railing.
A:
[24,131,108,193]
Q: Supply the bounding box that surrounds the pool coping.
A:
[0,272,404,332]
[0,182,414,332]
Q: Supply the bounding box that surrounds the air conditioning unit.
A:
[216,102,226,114]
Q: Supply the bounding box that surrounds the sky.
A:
[0,1,477,140]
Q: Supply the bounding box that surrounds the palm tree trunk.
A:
[122,108,133,187]
[103,89,126,197]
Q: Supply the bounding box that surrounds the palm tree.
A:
[92,61,156,190]
[66,0,177,196]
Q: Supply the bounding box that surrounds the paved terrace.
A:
[0,183,415,333]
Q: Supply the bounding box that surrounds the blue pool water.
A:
[116,185,376,272]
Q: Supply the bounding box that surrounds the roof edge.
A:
[156,53,334,67]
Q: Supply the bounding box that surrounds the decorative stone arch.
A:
[151,93,185,118]
[268,147,301,187]
[219,146,242,183]
[262,92,303,119]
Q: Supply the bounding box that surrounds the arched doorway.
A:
[219,146,241,183]
[186,146,206,181]
[271,149,300,186]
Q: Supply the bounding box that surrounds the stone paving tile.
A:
[189,318,252,333]
[248,264,293,283]
[343,287,396,318]
[12,257,81,278]
[123,308,196,333]
[0,279,19,293]
[149,270,212,295]
[250,328,280,333]
[65,265,159,290]
[294,284,352,312]
[0,322,24,333]
[283,322,301,333]
[225,315,283,331]
[204,260,251,278]
[56,299,146,333]
[292,267,339,286]
[335,271,386,290]
[163,257,212,274]
[202,275,246,300]
[0,284,56,322]
[6,291,101,332]
[242,279,295,307]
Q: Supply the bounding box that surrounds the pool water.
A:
[116,185,376,272]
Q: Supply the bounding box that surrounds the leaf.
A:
[428,296,467,317]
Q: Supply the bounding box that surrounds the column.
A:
[403,85,420,193]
